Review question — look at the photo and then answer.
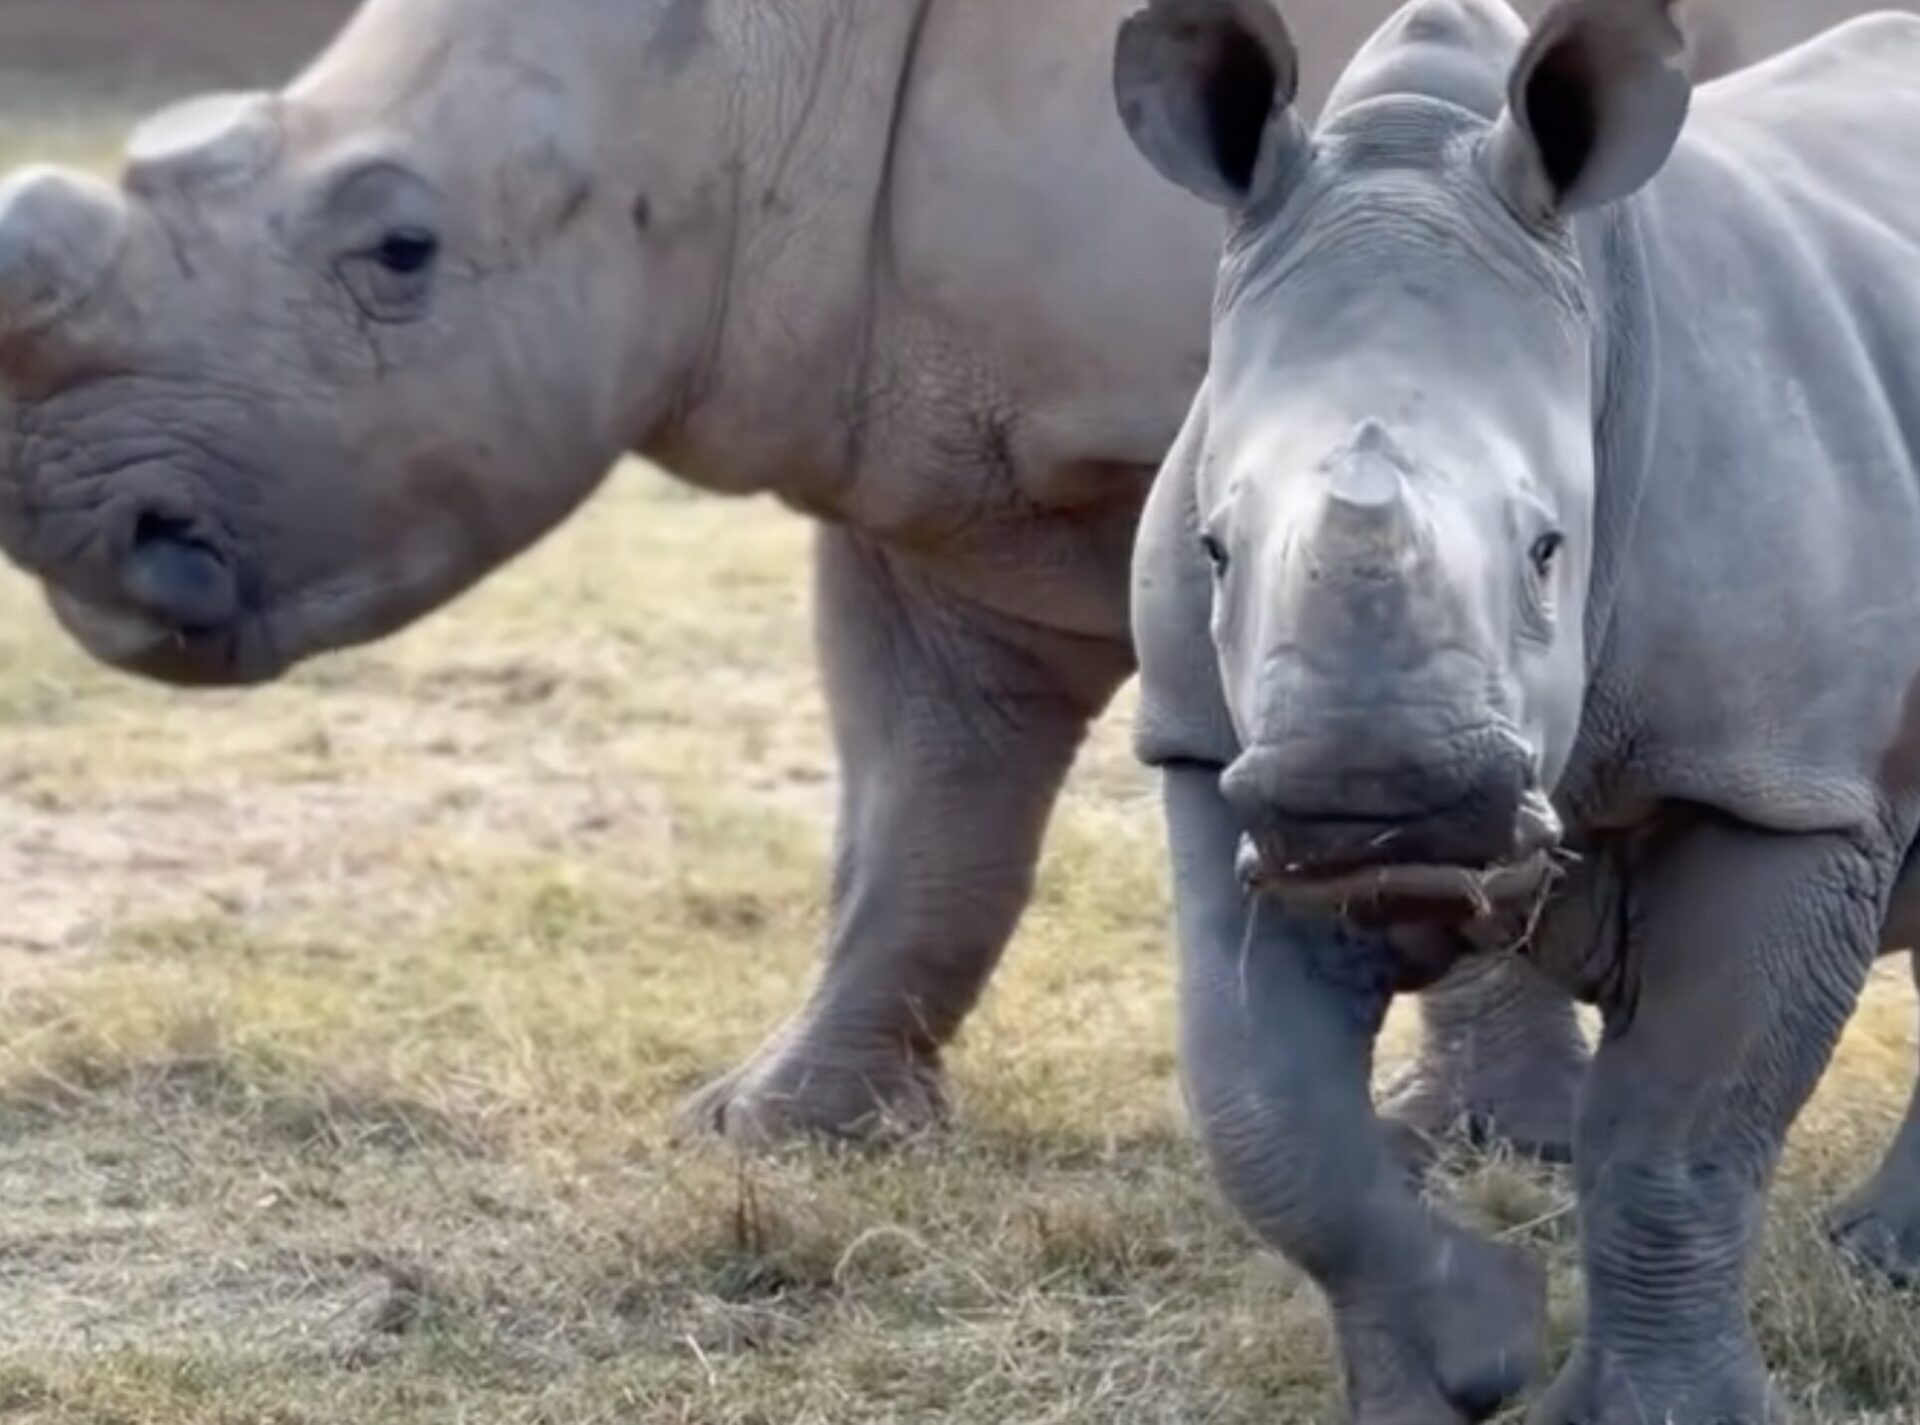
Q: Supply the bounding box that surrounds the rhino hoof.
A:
[680,1038,950,1149]
[1343,1226,1545,1425]
[1528,1375,1778,1424]
[1425,1234,1546,1420]
[1829,1194,1920,1289]
[1526,1338,1777,1425]
[1378,1061,1580,1167]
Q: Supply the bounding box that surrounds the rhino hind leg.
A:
[684,528,1126,1146]
[1829,950,1920,1285]
[1380,955,1588,1166]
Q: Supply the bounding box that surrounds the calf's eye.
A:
[374,228,439,275]
[1200,532,1230,575]
[1530,531,1565,576]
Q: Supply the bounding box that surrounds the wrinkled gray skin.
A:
[0,0,1903,1183]
[1122,0,1920,1418]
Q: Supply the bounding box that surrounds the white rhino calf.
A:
[1121,0,1920,1418]
[0,0,1908,1182]
[1121,0,1920,1421]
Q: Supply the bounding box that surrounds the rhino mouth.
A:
[45,588,284,687]
[1237,837,1558,926]
[1235,792,1565,928]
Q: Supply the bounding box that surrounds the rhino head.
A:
[1117,0,1690,924]
[0,0,737,684]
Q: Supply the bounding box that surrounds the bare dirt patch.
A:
[0,768,669,956]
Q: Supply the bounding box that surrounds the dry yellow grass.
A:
[0,468,1914,1424]
[0,70,1915,1425]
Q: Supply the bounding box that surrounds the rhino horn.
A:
[125,92,283,197]
[0,167,129,345]
[1312,419,1417,572]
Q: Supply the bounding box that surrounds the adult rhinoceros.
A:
[1120,0,1920,1418]
[0,0,1562,1154]
[0,0,1904,1171]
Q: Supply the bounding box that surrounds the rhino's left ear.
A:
[1484,0,1690,221]
[1114,0,1307,210]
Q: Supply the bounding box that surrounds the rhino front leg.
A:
[1532,825,1885,1425]
[1382,954,1587,1164]
[687,527,1127,1145]
[1829,950,1920,1285]
[1166,767,1545,1425]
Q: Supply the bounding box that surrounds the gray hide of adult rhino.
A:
[1120,0,1920,1419]
[0,0,1906,1181]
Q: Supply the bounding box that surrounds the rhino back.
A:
[1688,0,1920,80]
[874,0,1434,506]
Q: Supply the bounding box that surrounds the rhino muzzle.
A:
[120,516,243,634]
[1222,728,1563,928]
[36,498,259,686]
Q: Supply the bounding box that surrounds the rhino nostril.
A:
[121,513,239,632]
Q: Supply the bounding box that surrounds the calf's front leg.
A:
[1164,767,1545,1425]
[1532,824,1886,1425]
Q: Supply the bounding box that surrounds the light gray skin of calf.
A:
[0,0,1904,1162]
[1125,0,1920,1419]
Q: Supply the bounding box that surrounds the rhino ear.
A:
[1484,0,1689,221]
[1114,0,1307,210]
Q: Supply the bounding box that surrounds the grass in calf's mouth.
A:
[1236,831,1564,929]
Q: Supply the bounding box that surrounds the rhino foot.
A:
[1527,1338,1777,1425]
[1378,1049,1582,1166]
[681,1028,950,1148]
[1338,1223,1546,1425]
[1830,1187,1920,1288]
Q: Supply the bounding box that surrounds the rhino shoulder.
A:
[1133,387,1238,770]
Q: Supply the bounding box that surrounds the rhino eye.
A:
[336,227,440,324]
[1200,532,1230,576]
[374,228,439,275]
[1529,530,1565,576]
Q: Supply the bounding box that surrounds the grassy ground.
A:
[0,469,1916,1425]
[0,50,1917,1425]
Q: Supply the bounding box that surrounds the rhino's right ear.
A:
[1484,0,1689,221]
[1114,0,1307,210]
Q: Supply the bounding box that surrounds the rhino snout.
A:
[33,494,263,689]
